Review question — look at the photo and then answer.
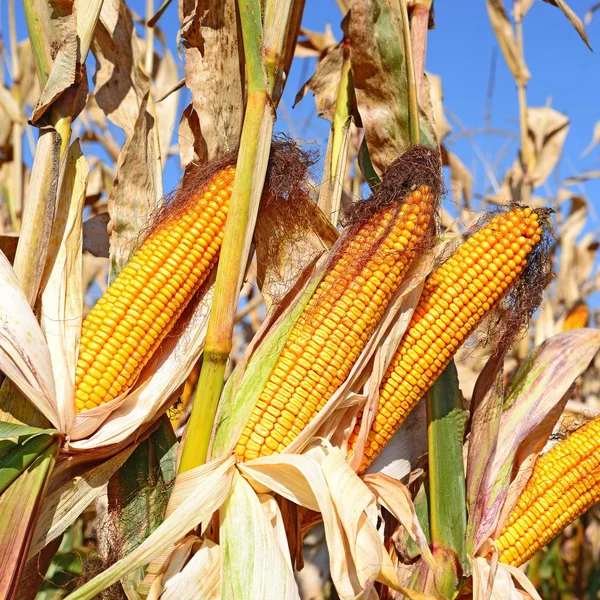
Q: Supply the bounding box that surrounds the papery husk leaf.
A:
[179,0,244,167]
[28,443,136,560]
[473,329,600,552]
[472,557,542,600]
[0,439,58,600]
[543,0,592,49]
[39,140,88,434]
[11,128,61,307]
[363,472,434,568]
[160,539,221,600]
[67,285,214,445]
[147,535,198,600]
[240,448,401,599]
[581,120,600,156]
[220,472,300,600]
[64,455,236,600]
[466,352,505,555]
[486,0,530,85]
[0,251,59,427]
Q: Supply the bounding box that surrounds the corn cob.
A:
[496,415,600,566]
[74,166,236,412]
[349,207,543,472]
[234,185,436,461]
[563,302,589,331]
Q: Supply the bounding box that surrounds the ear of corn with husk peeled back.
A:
[349,206,545,473]
[74,165,236,412]
[234,145,442,461]
[496,414,600,566]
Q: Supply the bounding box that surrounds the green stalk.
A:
[400,0,420,144]
[178,0,269,473]
[426,361,468,596]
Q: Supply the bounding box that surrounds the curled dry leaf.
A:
[350,0,412,173]
[581,120,600,157]
[442,146,473,207]
[40,141,88,433]
[543,0,593,50]
[296,25,338,58]
[0,253,59,428]
[486,0,530,85]
[294,42,345,120]
[179,0,244,166]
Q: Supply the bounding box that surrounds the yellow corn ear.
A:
[350,207,543,472]
[74,167,236,412]
[234,185,436,461]
[496,415,600,566]
[563,302,589,331]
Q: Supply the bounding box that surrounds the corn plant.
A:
[0,0,599,599]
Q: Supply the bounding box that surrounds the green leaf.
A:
[426,361,468,589]
[0,438,58,599]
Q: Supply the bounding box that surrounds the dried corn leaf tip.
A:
[75,141,313,413]
[350,206,553,473]
[234,144,442,461]
[497,415,600,566]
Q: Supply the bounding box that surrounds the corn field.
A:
[1,0,600,598]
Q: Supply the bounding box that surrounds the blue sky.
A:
[4,0,600,290]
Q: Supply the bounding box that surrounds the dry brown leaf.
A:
[294,43,344,120]
[585,2,600,24]
[486,0,530,86]
[350,0,412,172]
[17,41,42,109]
[581,120,600,156]
[106,92,162,277]
[564,170,600,184]
[543,0,593,49]
[92,0,150,136]
[177,104,203,168]
[296,25,338,58]
[179,0,244,165]
[82,212,110,257]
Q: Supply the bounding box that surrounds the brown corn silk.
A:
[497,415,600,566]
[349,206,547,473]
[234,145,442,461]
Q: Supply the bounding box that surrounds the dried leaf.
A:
[180,0,244,165]
[28,444,135,559]
[426,73,451,141]
[486,0,530,85]
[82,212,110,257]
[106,91,162,278]
[564,170,600,184]
[350,0,412,172]
[0,252,59,428]
[11,129,61,306]
[296,25,338,57]
[0,234,19,264]
[39,141,88,435]
[294,43,344,119]
[220,473,300,600]
[92,0,150,136]
[543,0,592,49]
[581,120,600,156]
[160,539,221,600]
[153,51,180,160]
